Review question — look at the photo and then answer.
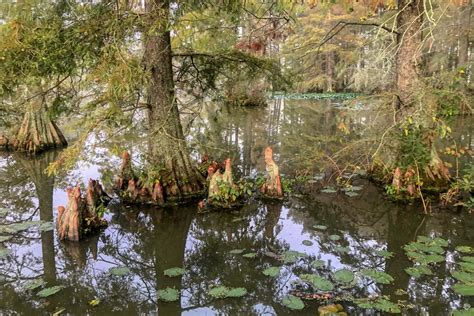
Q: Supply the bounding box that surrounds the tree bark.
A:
[458,4,471,67]
[395,0,424,109]
[143,0,204,202]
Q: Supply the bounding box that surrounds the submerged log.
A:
[57,179,108,241]
[2,110,67,154]
[260,147,284,198]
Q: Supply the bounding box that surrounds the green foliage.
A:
[279,250,307,264]
[405,265,433,278]
[310,259,325,268]
[108,266,131,276]
[37,286,65,298]
[208,286,247,299]
[23,278,46,291]
[158,288,180,302]
[299,274,334,291]
[163,267,185,277]
[353,297,401,313]
[333,269,354,284]
[361,269,394,284]
[282,295,305,310]
[262,266,281,277]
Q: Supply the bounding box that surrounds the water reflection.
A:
[0,100,473,315]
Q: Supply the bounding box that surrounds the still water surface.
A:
[0,99,473,315]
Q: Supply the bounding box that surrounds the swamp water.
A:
[0,99,473,315]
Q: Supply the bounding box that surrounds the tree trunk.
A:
[143,0,204,202]
[458,4,471,67]
[395,0,424,109]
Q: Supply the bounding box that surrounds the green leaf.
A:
[313,225,327,230]
[299,274,334,291]
[0,208,7,217]
[361,269,394,284]
[459,262,474,273]
[282,295,304,310]
[262,266,280,277]
[109,266,131,276]
[461,256,474,263]
[89,299,100,307]
[335,246,350,253]
[452,284,474,296]
[329,235,341,241]
[39,221,54,232]
[376,250,394,258]
[0,247,11,259]
[280,250,307,264]
[310,259,325,268]
[0,236,12,243]
[158,288,179,302]
[333,269,354,284]
[456,246,474,254]
[226,287,247,297]
[302,240,313,246]
[405,265,433,278]
[354,298,400,313]
[163,267,185,277]
[37,286,64,298]
[265,251,278,259]
[453,308,474,316]
[229,249,245,254]
[23,279,46,291]
[451,271,474,283]
[242,252,257,258]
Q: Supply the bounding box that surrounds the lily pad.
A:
[262,266,281,277]
[461,256,474,263]
[333,269,354,284]
[452,284,474,296]
[299,274,334,291]
[24,278,46,291]
[354,298,400,313]
[39,222,54,232]
[456,246,474,254]
[310,259,325,268]
[454,308,474,315]
[109,266,131,276]
[0,248,11,259]
[280,250,307,264]
[406,252,445,265]
[158,288,179,302]
[313,225,327,230]
[361,269,394,284]
[265,251,279,259]
[335,246,350,253]
[37,286,65,298]
[405,265,433,278]
[282,295,304,310]
[329,235,341,241]
[376,250,394,258]
[302,240,313,246]
[451,271,474,283]
[164,267,185,277]
[208,286,247,299]
[0,236,11,243]
[459,262,474,273]
[229,249,245,254]
[0,208,7,217]
[242,252,257,259]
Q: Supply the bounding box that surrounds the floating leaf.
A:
[376,250,394,258]
[405,251,445,265]
[243,252,257,259]
[459,262,474,273]
[39,222,54,232]
[299,274,334,291]
[0,236,11,243]
[37,286,64,298]
[158,288,179,302]
[354,298,400,313]
[451,271,474,283]
[265,251,278,259]
[89,299,100,307]
[282,295,304,310]
[313,225,327,230]
[0,248,11,259]
[318,304,344,314]
[0,208,7,217]
[453,308,474,315]
[452,284,474,296]
[164,267,185,277]
[335,246,350,253]
[456,246,474,254]
[333,269,354,284]
[361,269,394,284]
[310,259,325,268]
[262,266,281,277]
[280,250,307,264]
[109,266,131,276]
[329,235,341,241]
[23,278,46,291]
[405,265,433,278]
[321,187,337,194]
[226,287,247,297]
[229,249,245,254]
[462,256,474,263]
[302,240,313,246]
